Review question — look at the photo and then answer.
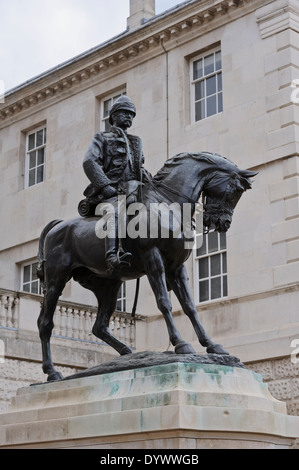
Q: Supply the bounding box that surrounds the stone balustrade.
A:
[0,289,136,349]
[0,291,19,330]
[53,303,136,348]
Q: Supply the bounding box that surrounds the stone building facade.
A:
[0,0,299,417]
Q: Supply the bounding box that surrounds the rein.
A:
[154,181,199,205]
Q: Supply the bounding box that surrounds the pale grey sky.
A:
[1,0,185,93]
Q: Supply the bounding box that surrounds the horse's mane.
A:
[152,152,254,192]
[153,152,237,183]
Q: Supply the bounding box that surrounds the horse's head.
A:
[202,163,258,233]
[152,152,257,233]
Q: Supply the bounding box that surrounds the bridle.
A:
[155,181,199,205]
[202,172,241,233]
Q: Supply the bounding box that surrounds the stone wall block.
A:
[268,378,292,401]
[273,357,299,379]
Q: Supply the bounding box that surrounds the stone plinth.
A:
[0,356,298,449]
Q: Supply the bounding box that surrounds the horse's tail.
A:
[37,220,63,286]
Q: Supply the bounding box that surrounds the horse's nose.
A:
[223,219,231,231]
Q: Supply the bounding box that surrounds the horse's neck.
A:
[157,167,207,205]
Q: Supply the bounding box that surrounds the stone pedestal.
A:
[0,357,298,449]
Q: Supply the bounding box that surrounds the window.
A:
[116,283,126,312]
[101,91,126,131]
[21,261,41,295]
[191,49,223,122]
[195,231,227,303]
[25,126,46,187]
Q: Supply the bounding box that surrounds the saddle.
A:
[78,180,142,218]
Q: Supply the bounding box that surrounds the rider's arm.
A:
[83,133,112,191]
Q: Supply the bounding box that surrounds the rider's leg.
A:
[105,209,132,274]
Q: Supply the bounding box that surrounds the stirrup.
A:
[118,252,132,265]
[106,251,132,274]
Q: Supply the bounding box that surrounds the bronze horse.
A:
[37,152,257,382]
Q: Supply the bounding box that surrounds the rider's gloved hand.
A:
[102,185,117,199]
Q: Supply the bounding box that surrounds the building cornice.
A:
[256,0,299,38]
[0,0,262,124]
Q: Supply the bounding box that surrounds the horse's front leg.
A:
[145,248,194,354]
[168,264,229,355]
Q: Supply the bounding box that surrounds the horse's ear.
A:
[239,169,258,178]
[238,169,258,191]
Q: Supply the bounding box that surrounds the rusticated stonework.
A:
[247,356,299,416]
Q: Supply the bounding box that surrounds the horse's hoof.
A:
[47,371,64,382]
[206,343,229,355]
[119,346,133,356]
[175,342,196,355]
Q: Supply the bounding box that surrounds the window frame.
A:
[100,90,126,132]
[25,125,46,188]
[116,282,126,312]
[190,47,223,124]
[20,260,42,295]
[194,230,228,305]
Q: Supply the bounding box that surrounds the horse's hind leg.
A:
[37,276,69,382]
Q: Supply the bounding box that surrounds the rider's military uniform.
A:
[83,126,144,200]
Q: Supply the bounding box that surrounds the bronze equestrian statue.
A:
[37,97,257,382]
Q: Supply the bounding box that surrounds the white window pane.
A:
[195,80,205,101]
[37,148,44,165]
[193,59,203,80]
[23,283,31,293]
[32,262,39,280]
[211,277,221,300]
[222,253,227,273]
[199,280,209,302]
[36,130,43,147]
[207,95,217,117]
[23,265,31,283]
[204,54,214,75]
[218,92,223,113]
[215,51,222,71]
[26,127,46,188]
[31,280,39,294]
[29,151,36,169]
[198,257,209,279]
[196,233,206,257]
[103,99,111,118]
[196,231,227,304]
[195,100,205,121]
[36,165,44,184]
[43,128,46,144]
[223,276,228,297]
[211,254,221,276]
[208,231,219,253]
[206,75,216,97]
[29,169,36,187]
[28,133,35,150]
[220,233,226,250]
[217,73,222,92]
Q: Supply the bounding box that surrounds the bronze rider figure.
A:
[79,96,147,274]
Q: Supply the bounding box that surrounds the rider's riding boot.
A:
[105,237,132,274]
